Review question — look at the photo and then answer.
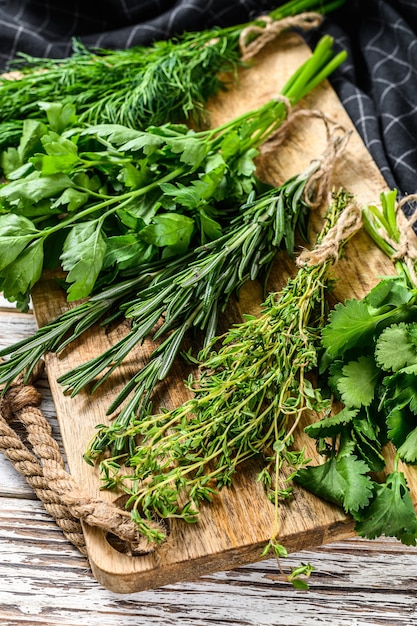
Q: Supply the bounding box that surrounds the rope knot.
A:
[2,385,42,418]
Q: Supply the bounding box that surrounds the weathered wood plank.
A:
[1,497,417,625]
[0,310,63,498]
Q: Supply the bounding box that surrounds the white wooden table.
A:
[1,295,417,625]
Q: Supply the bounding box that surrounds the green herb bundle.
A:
[296,190,417,545]
[0,0,345,149]
[0,35,346,313]
[0,156,318,413]
[87,191,359,555]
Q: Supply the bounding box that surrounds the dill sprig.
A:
[90,190,357,550]
[0,0,345,147]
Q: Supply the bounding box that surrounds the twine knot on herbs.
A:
[296,201,363,267]
[259,109,351,211]
[239,12,323,61]
[391,194,417,285]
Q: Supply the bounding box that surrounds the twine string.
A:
[296,202,363,267]
[239,12,323,61]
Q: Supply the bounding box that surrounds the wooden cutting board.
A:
[29,32,416,594]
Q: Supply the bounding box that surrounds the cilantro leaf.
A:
[397,427,417,463]
[375,323,417,372]
[351,426,385,473]
[304,406,358,439]
[364,276,413,309]
[336,356,380,408]
[386,407,415,448]
[60,221,106,300]
[355,471,417,544]
[295,455,373,515]
[321,299,378,357]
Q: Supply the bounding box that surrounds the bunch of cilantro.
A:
[297,191,417,545]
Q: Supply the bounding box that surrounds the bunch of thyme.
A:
[90,190,361,555]
[0,0,345,149]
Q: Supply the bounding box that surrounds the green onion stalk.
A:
[363,189,417,288]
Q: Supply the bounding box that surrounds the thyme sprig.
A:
[74,161,321,457]
[89,190,358,553]
[0,0,345,144]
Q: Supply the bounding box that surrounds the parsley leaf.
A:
[0,239,44,309]
[139,213,195,254]
[60,221,107,301]
[0,213,39,270]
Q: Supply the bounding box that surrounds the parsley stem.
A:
[39,165,186,238]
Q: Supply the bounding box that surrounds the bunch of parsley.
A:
[296,190,417,545]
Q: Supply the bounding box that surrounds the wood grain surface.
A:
[18,33,417,593]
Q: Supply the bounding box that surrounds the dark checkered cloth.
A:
[0,1,416,195]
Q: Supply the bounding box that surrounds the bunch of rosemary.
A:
[0,0,345,150]
[0,156,317,408]
[86,190,360,556]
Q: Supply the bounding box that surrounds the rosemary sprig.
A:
[0,0,345,145]
[0,157,317,395]
[89,190,358,550]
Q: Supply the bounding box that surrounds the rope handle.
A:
[0,362,165,557]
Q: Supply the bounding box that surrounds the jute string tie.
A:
[390,194,417,286]
[296,202,363,267]
[239,12,323,61]
[259,107,352,211]
[0,363,166,556]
